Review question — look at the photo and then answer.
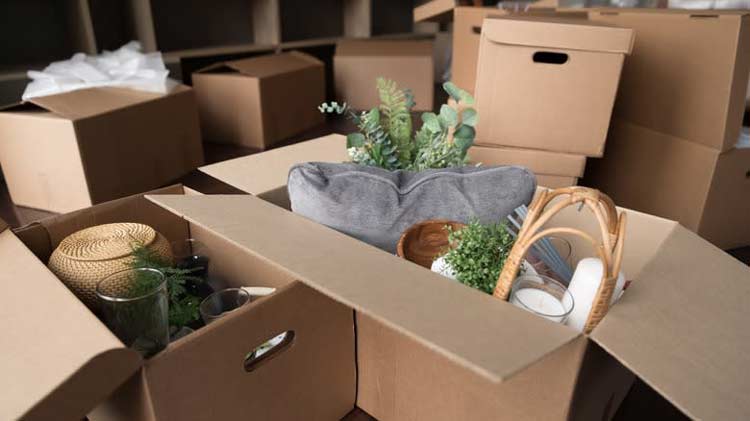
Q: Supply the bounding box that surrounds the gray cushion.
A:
[288,163,536,253]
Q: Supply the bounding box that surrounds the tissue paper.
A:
[23,41,176,100]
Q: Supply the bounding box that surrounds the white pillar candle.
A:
[565,258,626,333]
[431,255,458,281]
[510,288,567,323]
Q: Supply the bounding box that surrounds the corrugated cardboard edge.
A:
[414,0,457,23]
[145,194,582,385]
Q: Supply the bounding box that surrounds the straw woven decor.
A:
[48,223,173,308]
[494,187,626,334]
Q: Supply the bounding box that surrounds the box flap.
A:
[199,134,349,195]
[591,225,750,420]
[0,229,141,420]
[147,194,580,384]
[26,85,189,120]
[336,40,433,57]
[469,145,587,177]
[482,16,634,54]
[196,51,323,79]
[413,0,457,23]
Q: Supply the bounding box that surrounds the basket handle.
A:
[493,187,627,333]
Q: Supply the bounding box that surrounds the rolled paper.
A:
[565,258,626,332]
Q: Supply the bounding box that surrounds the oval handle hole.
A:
[533,52,569,65]
[244,330,295,373]
[471,26,481,34]
[745,170,750,179]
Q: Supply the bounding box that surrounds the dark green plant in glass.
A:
[129,243,205,329]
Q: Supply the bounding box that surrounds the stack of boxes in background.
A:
[471,15,634,188]
[585,9,750,249]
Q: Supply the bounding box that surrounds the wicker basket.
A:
[493,187,626,334]
[48,223,173,309]
[396,220,465,269]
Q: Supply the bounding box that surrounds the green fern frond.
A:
[376,78,414,165]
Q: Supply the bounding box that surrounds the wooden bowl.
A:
[397,220,466,269]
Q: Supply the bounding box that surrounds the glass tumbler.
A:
[200,288,251,325]
[96,268,169,357]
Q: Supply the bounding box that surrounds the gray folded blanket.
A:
[288,162,536,253]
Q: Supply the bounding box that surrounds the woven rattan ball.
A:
[48,223,173,309]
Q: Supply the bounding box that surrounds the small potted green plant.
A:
[432,219,516,295]
[319,78,478,171]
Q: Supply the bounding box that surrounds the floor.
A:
[4,121,746,420]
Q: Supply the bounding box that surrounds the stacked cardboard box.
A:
[584,9,750,249]
[472,15,633,188]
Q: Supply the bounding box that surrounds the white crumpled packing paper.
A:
[23,41,177,100]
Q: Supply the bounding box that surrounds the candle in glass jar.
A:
[511,288,567,323]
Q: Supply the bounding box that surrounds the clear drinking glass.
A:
[96,268,169,357]
[510,274,574,323]
[199,288,251,325]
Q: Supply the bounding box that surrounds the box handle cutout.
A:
[533,51,568,65]
[472,26,482,34]
[745,170,750,179]
[690,14,719,18]
[244,330,295,372]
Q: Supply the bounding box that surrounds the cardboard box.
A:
[413,0,458,23]
[0,185,356,420]
[537,174,578,188]
[194,136,750,420]
[469,144,586,178]
[452,7,581,94]
[585,120,750,250]
[334,40,434,111]
[0,86,205,213]
[589,9,750,152]
[474,16,634,156]
[192,52,325,150]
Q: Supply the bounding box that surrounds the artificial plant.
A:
[442,219,516,295]
[318,78,478,171]
[129,243,205,330]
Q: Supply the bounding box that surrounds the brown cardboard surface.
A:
[147,194,581,384]
[134,282,356,420]
[474,16,632,156]
[585,120,750,249]
[537,174,578,189]
[334,40,434,111]
[0,228,141,420]
[357,314,587,421]
[469,144,586,177]
[193,52,325,149]
[591,225,750,420]
[0,86,204,213]
[590,9,750,152]
[199,133,348,199]
[483,15,633,54]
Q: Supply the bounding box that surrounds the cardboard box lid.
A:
[0,223,141,420]
[147,194,580,384]
[336,40,433,57]
[469,144,587,177]
[591,224,750,420]
[0,85,190,121]
[482,16,634,54]
[195,51,323,79]
[200,134,349,195]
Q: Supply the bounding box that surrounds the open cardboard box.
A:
[1,185,355,421]
[0,86,204,213]
[198,135,750,420]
